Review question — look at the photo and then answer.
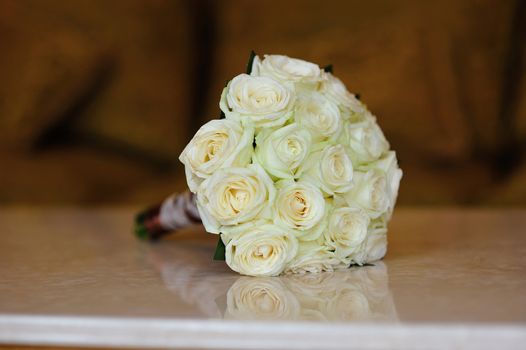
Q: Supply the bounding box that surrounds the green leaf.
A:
[213,235,226,260]
[246,50,257,75]
[134,223,149,240]
[134,212,150,240]
[323,64,333,74]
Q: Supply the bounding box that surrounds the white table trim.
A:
[1,314,525,350]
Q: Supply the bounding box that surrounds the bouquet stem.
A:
[134,191,201,241]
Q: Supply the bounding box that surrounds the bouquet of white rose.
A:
[136,52,402,277]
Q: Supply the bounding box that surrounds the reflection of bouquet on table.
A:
[136,52,402,276]
[226,266,398,322]
[151,242,398,322]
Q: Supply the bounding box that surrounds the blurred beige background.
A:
[0,0,524,206]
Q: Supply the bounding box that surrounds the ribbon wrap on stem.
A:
[135,191,200,241]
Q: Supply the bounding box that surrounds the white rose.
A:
[324,207,370,259]
[224,223,298,277]
[347,216,388,264]
[224,277,300,320]
[250,55,261,75]
[196,164,275,234]
[364,217,388,262]
[255,54,323,84]
[274,180,328,241]
[294,91,342,141]
[320,72,364,115]
[220,74,294,129]
[298,143,353,196]
[340,115,389,165]
[254,123,311,179]
[179,119,254,192]
[366,151,402,218]
[284,241,340,274]
[338,169,389,219]
[364,232,387,262]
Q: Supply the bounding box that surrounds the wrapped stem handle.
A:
[134,191,201,241]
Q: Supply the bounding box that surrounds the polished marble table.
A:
[0,207,525,349]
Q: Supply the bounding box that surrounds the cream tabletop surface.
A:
[0,207,525,349]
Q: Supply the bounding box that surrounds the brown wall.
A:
[0,0,524,205]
